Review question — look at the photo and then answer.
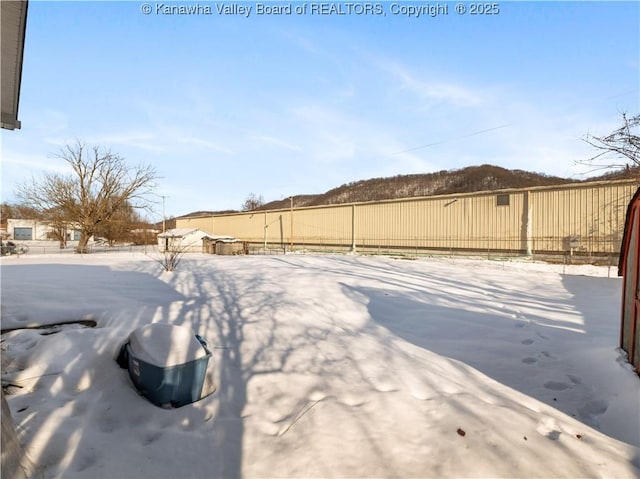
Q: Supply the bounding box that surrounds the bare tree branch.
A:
[581,113,640,171]
[16,140,157,253]
[150,237,190,272]
[242,193,264,211]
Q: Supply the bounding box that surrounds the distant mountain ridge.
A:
[181,164,639,217]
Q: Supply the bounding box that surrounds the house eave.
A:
[1,1,28,131]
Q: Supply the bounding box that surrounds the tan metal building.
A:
[177,178,639,258]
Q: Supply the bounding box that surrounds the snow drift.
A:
[1,252,638,478]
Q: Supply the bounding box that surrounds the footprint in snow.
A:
[23,337,39,350]
[128,410,152,427]
[543,381,571,391]
[577,400,608,424]
[567,374,582,385]
[75,451,98,473]
[98,412,122,433]
[521,339,534,345]
[142,430,163,445]
[72,400,89,415]
[339,392,366,407]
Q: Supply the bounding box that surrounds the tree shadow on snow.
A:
[343,273,637,448]
[7,257,634,478]
[160,255,636,478]
[270,256,639,450]
[1,263,189,479]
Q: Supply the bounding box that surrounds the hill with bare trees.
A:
[181,164,638,217]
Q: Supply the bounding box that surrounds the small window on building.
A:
[496,194,510,207]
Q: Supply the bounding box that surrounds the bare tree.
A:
[582,112,640,172]
[94,202,144,246]
[152,237,189,272]
[45,208,69,249]
[0,202,40,221]
[242,193,264,211]
[17,141,157,253]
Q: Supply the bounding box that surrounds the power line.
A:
[391,124,511,157]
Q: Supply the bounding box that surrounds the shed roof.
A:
[157,228,200,238]
[203,234,237,242]
[157,228,237,242]
[157,228,224,240]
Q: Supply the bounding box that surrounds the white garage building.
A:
[7,218,82,241]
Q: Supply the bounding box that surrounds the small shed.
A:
[157,228,213,253]
[618,186,640,373]
[215,241,246,255]
[202,235,245,255]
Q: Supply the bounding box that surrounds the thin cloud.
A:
[373,58,485,107]
[88,132,164,152]
[2,153,70,174]
[279,30,325,57]
[251,135,302,152]
[31,110,70,137]
[44,133,165,153]
[175,136,233,154]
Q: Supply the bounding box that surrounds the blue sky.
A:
[1,1,638,219]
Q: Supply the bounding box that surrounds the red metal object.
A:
[618,187,640,374]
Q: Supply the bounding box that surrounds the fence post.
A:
[351,204,356,253]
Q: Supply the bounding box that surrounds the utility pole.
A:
[264,210,267,251]
[159,195,169,233]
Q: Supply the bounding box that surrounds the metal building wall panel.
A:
[356,201,403,247]
[177,216,215,234]
[293,205,352,246]
[530,182,637,254]
[175,179,639,256]
[217,214,264,242]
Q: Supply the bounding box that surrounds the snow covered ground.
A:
[1,252,639,478]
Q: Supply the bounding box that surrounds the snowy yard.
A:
[1,252,639,478]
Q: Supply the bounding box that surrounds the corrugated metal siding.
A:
[354,192,526,251]
[530,182,635,254]
[293,205,352,246]
[220,213,265,243]
[176,216,214,234]
[176,179,639,255]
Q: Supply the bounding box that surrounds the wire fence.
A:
[242,234,622,264]
[2,238,621,269]
[1,243,158,257]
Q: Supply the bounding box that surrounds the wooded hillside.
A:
[182,164,639,217]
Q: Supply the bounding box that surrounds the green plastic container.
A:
[117,324,214,408]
